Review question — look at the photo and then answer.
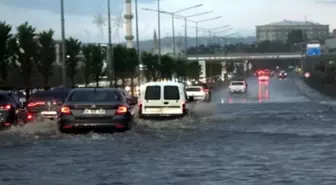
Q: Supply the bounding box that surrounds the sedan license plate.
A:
[41,111,57,115]
[83,109,106,114]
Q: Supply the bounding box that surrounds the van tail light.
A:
[182,102,186,110]
[116,105,128,115]
[204,88,209,93]
[27,101,45,107]
[0,104,11,110]
[60,106,71,114]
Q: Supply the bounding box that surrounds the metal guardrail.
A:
[187,54,304,60]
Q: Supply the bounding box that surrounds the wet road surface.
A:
[1,75,336,185]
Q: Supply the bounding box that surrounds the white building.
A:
[256,19,329,42]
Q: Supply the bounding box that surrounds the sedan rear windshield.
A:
[231,82,244,86]
[67,91,122,102]
[0,94,11,104]
[29,91,69,101]
[186,87,201,91]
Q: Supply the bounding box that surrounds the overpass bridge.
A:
[186,52,304,61]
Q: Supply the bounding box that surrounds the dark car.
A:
[26,90,71,120]
[0,91,30,128]
[278,70,287,79]
[57,88,136,133]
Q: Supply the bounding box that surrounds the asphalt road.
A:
[1,75,336,185]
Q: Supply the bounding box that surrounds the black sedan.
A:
[0,91,30,129]
[57,88,136,133]
[26,90,70,120]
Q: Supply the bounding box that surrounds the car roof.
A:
[71,87,119,92]
[143,81,183,86]
[186,86,202,88]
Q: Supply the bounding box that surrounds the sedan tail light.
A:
[27,101,45,107]
[0,104,11,110]
[60,106,71,114]
[116,105,128,115]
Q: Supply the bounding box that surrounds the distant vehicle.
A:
[138,82,193,118]
[186,85,209,102]
[229,81,247,94]
[0,91,30,129]
[255,69,270,77]
[278,70,287,79]
[58,88,135,133]
[27,90,70,120]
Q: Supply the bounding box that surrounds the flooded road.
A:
[1,75,336,185]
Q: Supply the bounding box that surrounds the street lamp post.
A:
[190,16,222,59]
[135,0,143,84]
[60,0,67,87]
[142,4,203,59]
[107,0,113,87]
[157,0,161,64]
[175,11,213,57]
[194,25,230,53]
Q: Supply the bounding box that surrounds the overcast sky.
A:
[0,0,335,43]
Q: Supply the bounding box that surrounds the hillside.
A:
[123,36,256,51]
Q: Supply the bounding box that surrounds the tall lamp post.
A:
[194,25,230,47]
[142,4,203,59]
[60,0,67,87]
[134,0,143,84]
[107,0,113,87]
[175,11,213,57]
[157,0,161,64]
[181,16,222,60]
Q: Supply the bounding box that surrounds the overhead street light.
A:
[185,16,222,58]
[174,11,213,56]
[218,32,239,47]
[60,0,66,87]
[142,4,203,59]
[212,28,234,36]
[107,0,114,87]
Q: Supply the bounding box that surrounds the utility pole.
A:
[157,0,161,64]
[142,5,204,59]
[60,0,67,87]
[107,0,114,87]
[135,0,142,84]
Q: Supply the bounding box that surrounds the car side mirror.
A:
[188,96,194,102]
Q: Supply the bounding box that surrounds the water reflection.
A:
[258,80,269,102]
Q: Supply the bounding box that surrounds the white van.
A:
[138,82,192,118]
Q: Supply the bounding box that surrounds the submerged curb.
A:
[292,74,332,102]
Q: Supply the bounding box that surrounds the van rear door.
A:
[143,85,162,114]
[162,85,183,114]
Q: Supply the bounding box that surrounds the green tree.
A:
[159,55,176,79]
[142,52,159,81]
[124,47,138,96]
[287,29,304,45]
[65,37,81,86]
[15,22,39,94]
[0,22,12,83]
[91,44,105,87]
[185,61,201,80]
[36,29,56,89]
[175,59,187,79]
[226,61,235,73]
[81,44,94,86]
